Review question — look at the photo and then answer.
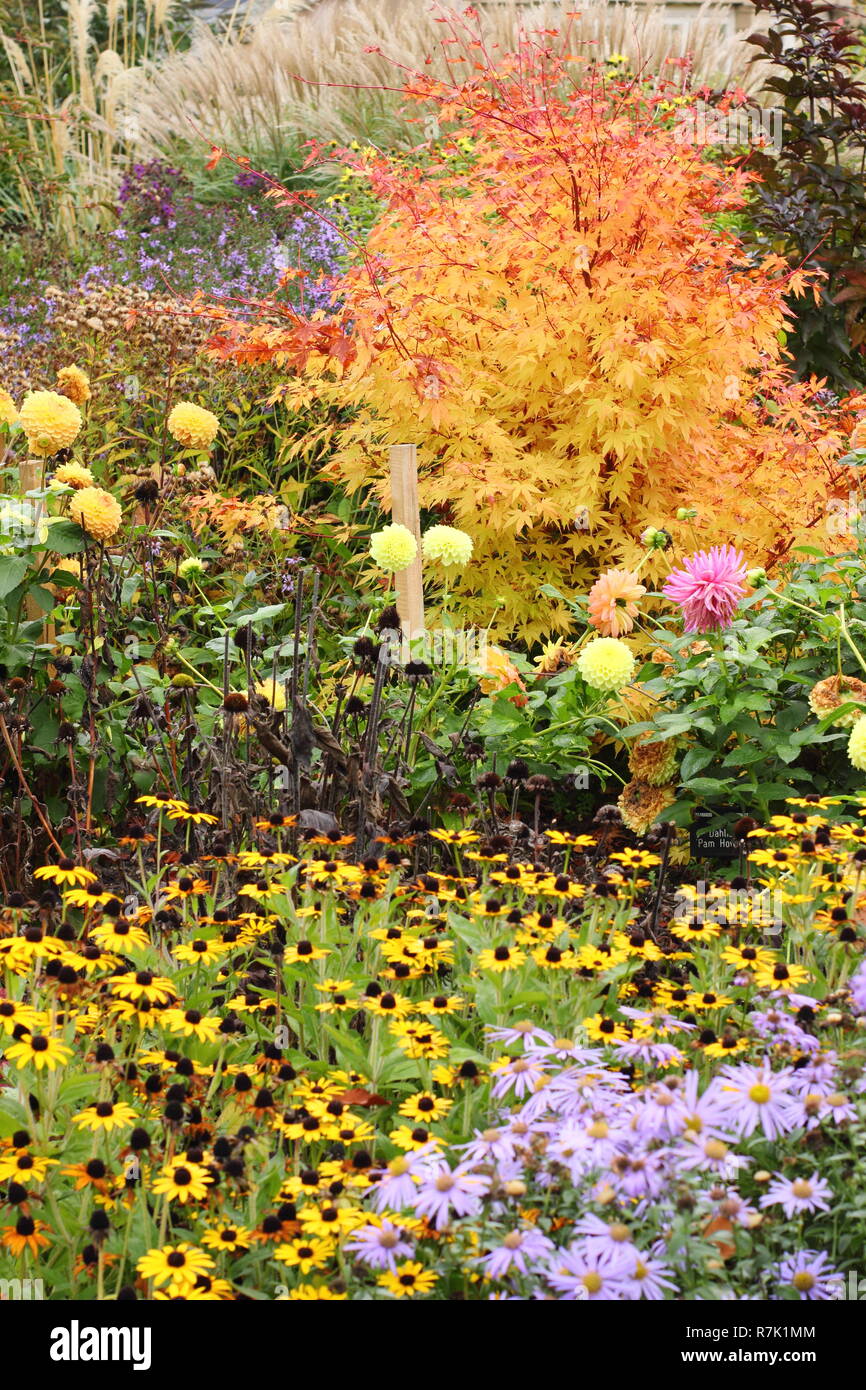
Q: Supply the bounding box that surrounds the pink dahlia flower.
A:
[662,545,747,632]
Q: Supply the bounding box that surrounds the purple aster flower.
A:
[773,1251,843,1301]
[545,1240,633,1301]
[368,1147,432,1213]
[477,1227,554,1280]
[411,1160,490,1229]
[716,1062,799,1140]
[344,1219,413,1271]
[760,1172,832,1218]
[491,1053,549,1100]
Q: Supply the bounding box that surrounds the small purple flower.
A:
[773,1251,842,1301]
[716,1062,799,1140]
[760,1172,832,1218]
[344,1219,413,1272]
[477,1227,554,1280]
[411,1160,489,1229]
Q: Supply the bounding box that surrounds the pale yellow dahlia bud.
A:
[577,637,635,692]
[369,523,418,573]
[628,734,678,786]
[52,461,94,490]
[848,716,866,772]
[0,388,17,426]
[56,365,92,407]
[70,486,122,541]
[617,779,677,834]
[167,401,220,449]
[18,390,82,457]
[421,524,473,569]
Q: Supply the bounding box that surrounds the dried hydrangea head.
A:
[167,401,220,450]
[628,734,679,786]
[617,778,677,834]
[56,365,92,407]
[52,462,94,490]
[808,675,866,729]
[421,525,473,569]
[369,523,418,573]
[18,390,82,457]
[577,637,635,692]
[69,487,123,542]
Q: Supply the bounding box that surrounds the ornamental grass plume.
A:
[18,390,82,457]
[587,568,646,637]
[662,545,747,632]
[167,402,220,449]
[422,525,473,569]
[369,523,418,573]
[577,637,636,692]
[808,675,866,728]
[70,487,123,541]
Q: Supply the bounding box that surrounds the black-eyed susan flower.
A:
[174,937,231,965]
[161,1007,223,1043]
[73,1101,138,1134]
[1,1216,50,1256]
[273,1236,334,1272]
[477,945,526,973]
[378,1260,438,1298]
[398,1091,453,1123]
[136,1242,215,1291]
[201,1224,252,1253]
[0,999,42,1035]
[583,1014,630,1044]
[34,859,96,888]
[4,1033,73,1071]
[110,970,176,1004]
[0,1151,57,1183]
[152,1158,213,1203]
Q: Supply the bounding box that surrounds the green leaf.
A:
[42,519,86,555]
[0,555,28,598]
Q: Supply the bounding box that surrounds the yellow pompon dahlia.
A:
[421,524,473,569]
[628,734,679,786]
[55,365,92,406]
[70,486,122,541]
[18,390,82,457]
[577,637,636,692]
[0,388,17,426]
[52,461,94,490]
[369,523,417,573]
[618,779,677,834]
[848,716,866,772]
[808,675,866,728]
[167,401,220,449]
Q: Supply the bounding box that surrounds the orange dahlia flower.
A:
[587,568,645,637]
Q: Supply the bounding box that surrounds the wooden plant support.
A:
[18,458,55,645]
[388,443,425,645]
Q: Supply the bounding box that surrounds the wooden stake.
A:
[18,458,55,644]
[388,443,425,643]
